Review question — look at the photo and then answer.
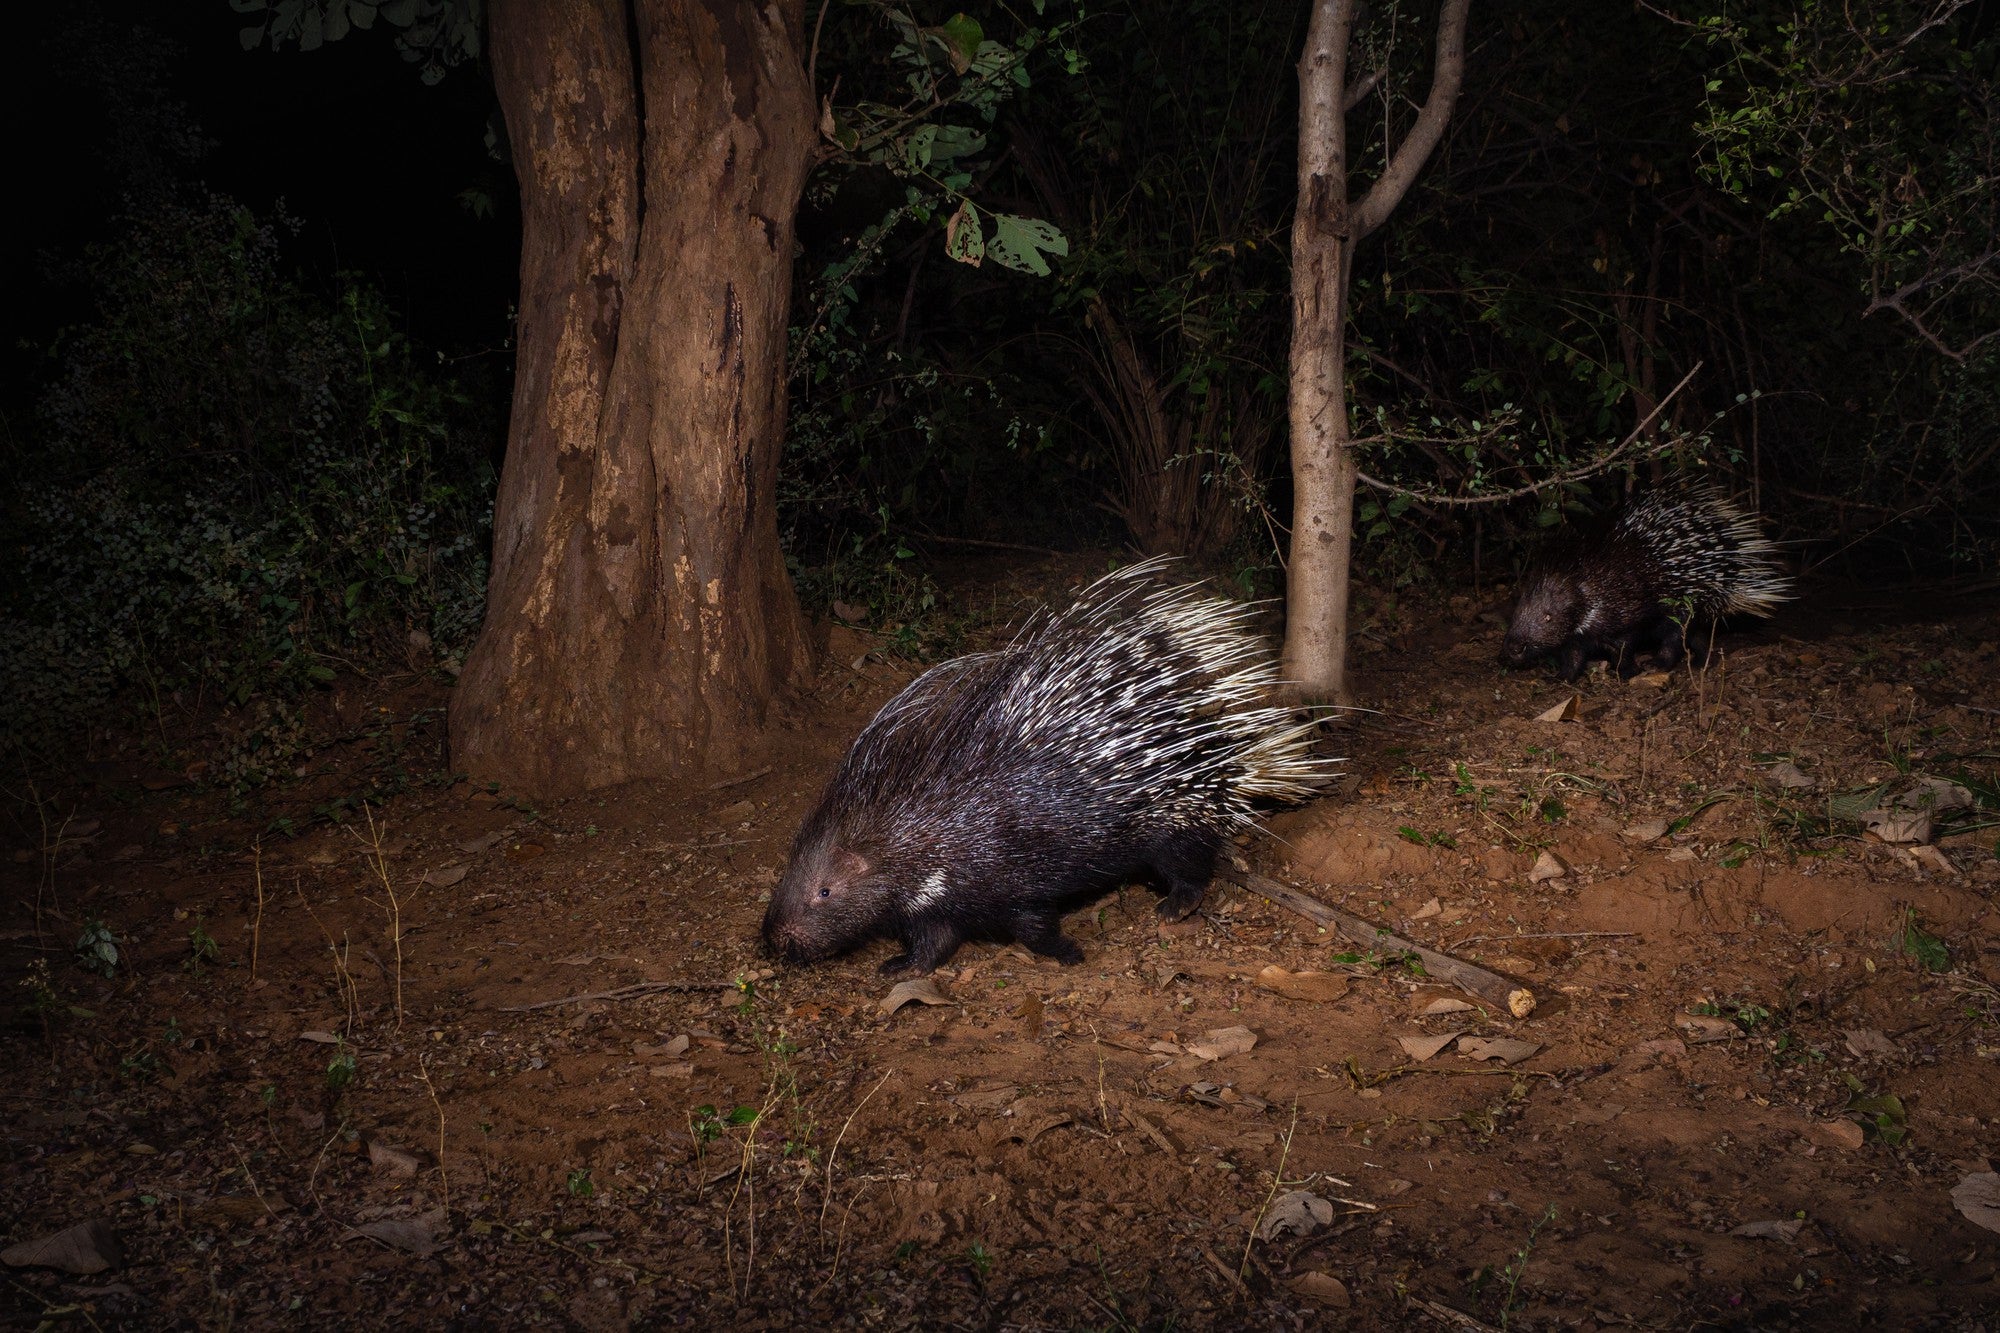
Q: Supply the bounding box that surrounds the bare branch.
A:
[1353,361,1706,506]
[1353,0,1473,240]
[1342,65,1386,112]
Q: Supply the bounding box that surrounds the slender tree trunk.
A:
[451,0,815,797]
[1283,0,1471,704]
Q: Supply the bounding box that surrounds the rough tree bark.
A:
[1284,0,1471,704]
[451,0,816,797]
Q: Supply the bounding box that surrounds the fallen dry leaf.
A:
[633,1034,690,1059]
[1763,760,1815,790]
[457,830,506,855]
[1628,670,1670,688]
[878,977,952,1017]
[1415,992,1475,1016]
[1286,1270,1351,1307]
[1185,1026,1258,1061]
[1951,1173,2000,1235]
[1621,818,1670,844]
[1730,1218,1804,1242]
[1456,1036,1541,1065]
[353,1211,441,1255]
[1,1220,123,1274]
[1256,966,1351,1003]
[366,1141,423,1177]
[420,863,469,888]
[1843,1028,1899,1059]
[504,841,546,863]
[1863,808,1932,844]
[1398,1032,1459,1062]
[297,1030,342,1045]
[1909,844,1958,875]
[1809,1119,1866,1150]
[1533,695,1580,723]
[1632,1037,1688,1062]
[1528,850,1568,882]
[1257,1189,1334,1240]
[1677,1015,1741,1043]
[1411,897,1443,920]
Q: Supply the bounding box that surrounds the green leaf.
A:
[944,200,984,267]
[986,213,1066,276]
[939,14,985,71]
[725,1105,760,1126]
[927,125,987,162]
[239,24,268,50]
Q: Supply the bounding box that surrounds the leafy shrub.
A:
[0,189,495,775]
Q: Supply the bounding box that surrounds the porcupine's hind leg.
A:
[1151,828,1222,922]
[1651,615,1688,672]
[1011,911,1086,965]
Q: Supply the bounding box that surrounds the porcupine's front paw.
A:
[1156,880,1207,922]
[879,922,963,977]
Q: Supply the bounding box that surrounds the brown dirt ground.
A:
[4,558,2000,1331]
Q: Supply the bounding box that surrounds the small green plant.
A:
[1693,998,1772,1033]
[325,1047,358,1094]
[1841,1073,1908,1146]
[691,1105,726,1146]
[966,1240,994,1278]
[74,919,120,977]
[1452,762,1496,809]
[1396,825,1457,849]
[1499,1204,1558,1328]
[119,1047,161,1083]
[184,915,219,974]
[1893,907,1950,973]
[1332,946,1427,977]
[567,1168,595,1198]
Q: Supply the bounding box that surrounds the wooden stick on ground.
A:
[501,979,742,1012]
[1231,870,1537,1019]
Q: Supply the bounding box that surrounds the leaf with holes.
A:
[987,214,1067,276]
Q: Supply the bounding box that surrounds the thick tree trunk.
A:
[1283,0,1361,705]
[452,0,815,797]
[1283,0,1470,705]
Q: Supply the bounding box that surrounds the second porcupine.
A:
[762,559,1337,977]
[1500,482,1790,682]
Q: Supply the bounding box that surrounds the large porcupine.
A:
[1501,482,1789,682]
[762,559,1336,976]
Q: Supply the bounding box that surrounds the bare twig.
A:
[1240,1102,1301,1278]
[417,1054,451,1220]
[1450,931,1636,946]
[353,806,414,1028]
[819,1069,894,1244]
[248,840,266,986]
[1232,870,1537,1017]
[500,978,743,1012]
[1354,362,1705,506]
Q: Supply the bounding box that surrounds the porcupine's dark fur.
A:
[1501,483,1790,682]
[761,558,1337,977]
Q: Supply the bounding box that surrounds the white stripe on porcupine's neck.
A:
[910,869,948,909]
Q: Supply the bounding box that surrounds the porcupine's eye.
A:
[817,887,831,899]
